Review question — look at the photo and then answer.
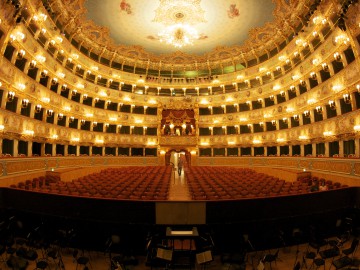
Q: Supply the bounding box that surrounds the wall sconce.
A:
[221,104,225,112]
[343,93,351,104]
[106,100,111,106]
[80,119,86,126]
[259,122,264,127]
[83,94,88,100]
[290,86,296,92]
[58,113,63,120]
[247,124,252,129]
[244,80,250,86]
[94,97,99,103]
[7,91,15,102]
[266,71,271,76]
[356,85,360,93]
[51,78,58,85]
[35,104,42,113]
[47,109,53,117]
[328,100,336,110]
[69,116,74,123]
[169,123,174,129]
[310,72,317,79]
[246,101,251,106]
[269,95,274,101]
[293,114,299,121]
[29,60,37,69]
[119,102,123,108]
[304,110,310,118]
[282,117,288,124]
[280,91,285,97]
[71,89,77,96]
[40,70,48,78]
[315,106,323,114]
[17,49,25,59]
[300,80,306,86]
[144,105,148,112]
[271,120,276,126]
[21,99,29,108]
[321,63,328,71]
[97,74,102,80]
[334,52,342,61]
[61,84,67,91]
[92,121,97,127]
[76,64,82,70]
[208,105,212,110]
[257,98,262,104]
[285,59,291,65]
[276,66,281,71]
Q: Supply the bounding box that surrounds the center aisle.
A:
[167,167,192,201]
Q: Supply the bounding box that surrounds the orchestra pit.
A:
[0,0,359,269]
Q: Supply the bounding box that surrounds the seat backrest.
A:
[351,238,359,251]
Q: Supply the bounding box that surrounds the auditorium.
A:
[0,0,359,269]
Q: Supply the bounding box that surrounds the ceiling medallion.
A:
[153,0,206,48]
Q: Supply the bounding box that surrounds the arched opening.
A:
[165,149,191,170]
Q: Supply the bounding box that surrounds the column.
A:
[89,146,93,156]
[325,142,329,157]
[40,143,45,156]
[15,98,21,114]
[351,92,357,111]
[339,140,344,157]
[64,145,68,156]
[300,144,304,157]
[355,139,359,157]
[312,143,316,156]
[1,90,11,109]
[289,145,293,157]
[52,143,56,157]
[211,148,213,157]
[277,146,280,156]
[13,139,18,157]
[264,147,268,157]
[115,147,119,156]
[251,147,254,157]
[75,145,80,156]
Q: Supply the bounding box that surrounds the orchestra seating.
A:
[9,166,172,200]
[8,166,348,201]
[185,167,348,200]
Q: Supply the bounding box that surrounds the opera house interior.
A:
[0,0,360,269]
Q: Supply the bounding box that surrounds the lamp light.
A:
[21,99,29,108]
[58,113,63,120]
[35,104,42,113]
[304,110,310,118]
[316,106,323,114]
[47,109,53,117]
[7,91,15,102]
[328,100,336,110]
[293,114,299,121]
[343,93,351,104]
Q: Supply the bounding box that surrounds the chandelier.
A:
[153,0,206,49]
[158,24,199,48]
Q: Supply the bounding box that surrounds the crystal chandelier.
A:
[153,0,205,49]
[158,24,199,48]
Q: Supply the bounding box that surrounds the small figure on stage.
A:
[177,159,183,176]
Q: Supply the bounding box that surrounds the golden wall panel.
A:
[6,159,45,174]
[353,162,360,176]
[47,160,57,169]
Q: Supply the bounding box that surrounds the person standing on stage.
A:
[177,159,183,176]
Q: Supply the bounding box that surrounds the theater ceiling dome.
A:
[56,0,308,65]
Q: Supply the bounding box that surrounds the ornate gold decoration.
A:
[50,0,311,67]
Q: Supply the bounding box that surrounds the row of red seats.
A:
[184,167,348,200]
[10,166,172,201]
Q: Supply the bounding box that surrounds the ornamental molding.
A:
[50,0,310,66]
